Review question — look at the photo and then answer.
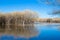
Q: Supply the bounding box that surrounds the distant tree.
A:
[10,10,38,24]
[23,10,38,22]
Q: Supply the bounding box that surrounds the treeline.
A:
[0,10,38,33]
[39,18,60,23]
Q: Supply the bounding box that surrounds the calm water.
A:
[0,23,60,40]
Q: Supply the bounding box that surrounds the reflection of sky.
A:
[0,0,60,18]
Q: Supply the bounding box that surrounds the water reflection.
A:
[0,24,39,38]
[0,23,60,40]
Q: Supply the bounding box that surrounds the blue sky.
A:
[0,0,60,18]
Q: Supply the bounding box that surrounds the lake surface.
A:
[0,23,60,40]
